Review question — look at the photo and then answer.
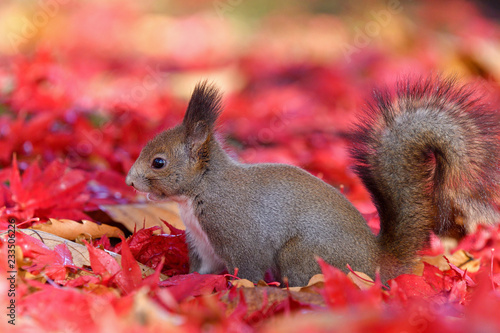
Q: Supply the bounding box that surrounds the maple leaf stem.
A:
[346,264,374,285]
[492,248,496,291]
[42,274,62,288]
[17,217,40,228]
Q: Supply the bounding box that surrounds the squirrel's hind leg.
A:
[277,237,321,287]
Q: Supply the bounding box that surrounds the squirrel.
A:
[126,77,500,286]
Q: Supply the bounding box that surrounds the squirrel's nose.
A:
[125,173,134,187]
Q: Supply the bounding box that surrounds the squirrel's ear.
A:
[183,81,222,162]
[183,81,222,134]
[185,120,210,159]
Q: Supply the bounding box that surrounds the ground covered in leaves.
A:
[1,0,500,332]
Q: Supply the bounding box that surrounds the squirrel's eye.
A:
[151,158,166,169]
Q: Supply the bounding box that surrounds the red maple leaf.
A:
[115,220,189,276]
[85,239,163,295]
[389,273,440,300]
[318,257,383,309]
[159,272,228,302]
[444,256,477,287]
[12,232,77,281]
[85,240,122,287]
[4,156,90,223]
[15,231,57,258]
[18,284,128,332]
[465,269,500,331]
[114,235,143,294]
[28,243,77,282]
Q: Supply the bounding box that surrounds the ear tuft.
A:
[183,80,223,136]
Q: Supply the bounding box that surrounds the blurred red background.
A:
[0,0,499,210]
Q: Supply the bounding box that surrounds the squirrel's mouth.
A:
[146,192,167,201]
[130,186,167,201]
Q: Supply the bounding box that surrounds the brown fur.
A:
[351,77,500,277]
[126,78,500,286]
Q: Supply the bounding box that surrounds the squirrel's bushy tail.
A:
[351,76,500,277]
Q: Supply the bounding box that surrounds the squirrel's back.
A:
[198,158,380,281]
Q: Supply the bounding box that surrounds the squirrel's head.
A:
[126,81,222,200]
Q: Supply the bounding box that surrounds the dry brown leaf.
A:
[2,229,166,280]
[30,218,124,241]
[16,229,93,268]
[100,202,184,233]
[300,275,325,293]
[420,255,450,273]
[231,279,255,288]
[288,274,325,293]
[256,280,270,287]
[347,271,374,290]
[419,250,480,274]
[412,261,425,276]
[307,274,325,286]
[448,249,480,273]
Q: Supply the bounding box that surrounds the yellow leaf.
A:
[30,218,124,241]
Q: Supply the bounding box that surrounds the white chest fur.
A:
[172,196,224,274]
